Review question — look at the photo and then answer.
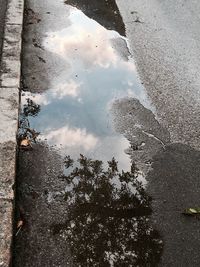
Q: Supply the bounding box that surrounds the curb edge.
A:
[0,0,24,266]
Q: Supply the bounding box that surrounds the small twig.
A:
[15,226,22,236]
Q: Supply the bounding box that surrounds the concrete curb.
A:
[0,0,24,266]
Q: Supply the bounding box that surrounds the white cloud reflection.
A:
[21,5,155,175]
[22,78,82,107]
[44,9,120,68]
[41,126,99,152]
[92,135,131,171]
[21,93,50,106]
[52,79,82,99]
[41,125,130,171]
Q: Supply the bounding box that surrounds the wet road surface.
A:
[13,0,164,266]
[65,0,125,36]
[13,0,200,266]
[20,4,154,169]
[115,0,200,265]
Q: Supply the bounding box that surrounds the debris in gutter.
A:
[182,207,200,216]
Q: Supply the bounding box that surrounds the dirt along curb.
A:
[0,0,24,266]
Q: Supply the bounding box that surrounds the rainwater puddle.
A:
[14,1,163,266]
[22,5,153,171]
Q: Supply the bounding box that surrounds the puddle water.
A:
[64,0,126,36]
[21,5,153,171]
[14,1,163,266]
[52,155,163,266]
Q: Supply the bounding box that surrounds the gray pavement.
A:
[0,0,7,62]
[13,0,163,266]
[116,0,200,150]
[116,0,200,266]
[9,0,200,266]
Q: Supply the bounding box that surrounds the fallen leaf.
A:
[182,207,200,216]
[20,138,31,147]
[17,220,24,229]
[20,139,30,146]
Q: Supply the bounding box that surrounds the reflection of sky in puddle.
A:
[17,4,164,265]
[22,7,152,171]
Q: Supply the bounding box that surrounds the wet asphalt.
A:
[13,0,200,266]
[116,0,200,265]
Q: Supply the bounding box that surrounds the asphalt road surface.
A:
[116,0,200,266]
[13,0,200,266]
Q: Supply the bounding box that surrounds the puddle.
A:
[14,1,163,266]
[64,0,126,36]
[52,155,163,266]
[21,5,154,171]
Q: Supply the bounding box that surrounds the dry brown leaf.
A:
[20,138,31,147]
[17,220,24,229]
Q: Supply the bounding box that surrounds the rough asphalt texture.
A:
[13,0,164,265]
[13,0,200,266]
[116,0,200,150]
[13,0,82,266]
[14,145,72,267]
[116,0,200,266]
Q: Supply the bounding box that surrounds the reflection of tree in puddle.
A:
[53,155,163,266]
[18,98,41,144]
[22,98,40,117]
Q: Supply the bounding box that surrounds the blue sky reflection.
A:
[22,7,153,171]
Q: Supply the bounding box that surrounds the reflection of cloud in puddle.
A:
[41,125,99,151]
[44,9,122,68]
[92,135,130,171]
[21,93,50,106]
[40,125,130,171]
[52,79,82,99]
[22,78,82,106]
[21,5,156,179]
